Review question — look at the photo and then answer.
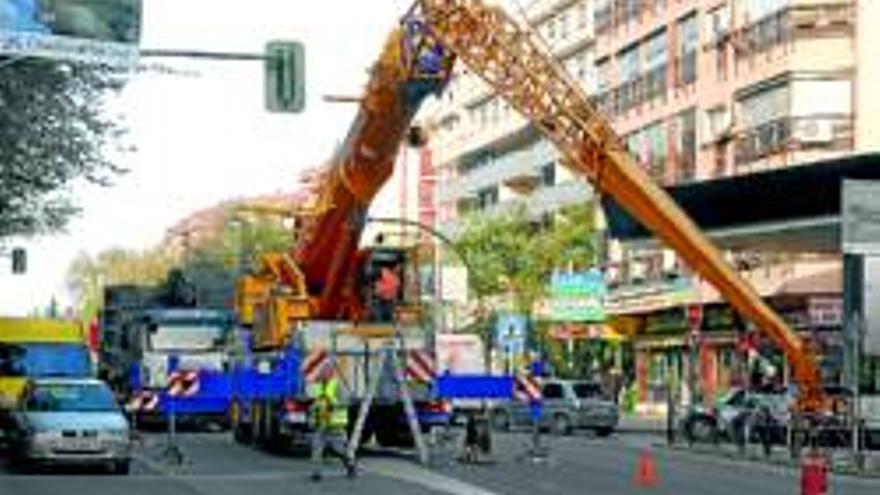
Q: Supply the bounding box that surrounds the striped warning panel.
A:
[167,370,200,397]
[406,349,436,383]
[302,348,330,383]
[514,375,542,403]
[126,390,159,412]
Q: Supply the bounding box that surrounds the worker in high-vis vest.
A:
[309,363,355,481]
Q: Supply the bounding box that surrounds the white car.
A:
[10,378,131,474]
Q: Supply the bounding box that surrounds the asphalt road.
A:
[1,429,879,495]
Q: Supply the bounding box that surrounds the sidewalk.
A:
[658,439,880,478]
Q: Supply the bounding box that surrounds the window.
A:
[577,1,589,29]
[674,108,697,181]
[706,4,731,44]
[540,162,556,187]
[618,44,640,111]
[644,29,668,99]
[705,105,731,142]
[643,121,667,181]
[736,82,791,163]
[545,17,556,42]
[476,186,499,209]
[543,383,565,399]
[677,14,698,85]
[595,0,612,33]
[559,10,569,40]
[740,0,789,23]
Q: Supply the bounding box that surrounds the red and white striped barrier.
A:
[126,390,159,412]
[167,370,200,397]
[302,348,330,383]
[406,349,436,383]
[514,375,542,403]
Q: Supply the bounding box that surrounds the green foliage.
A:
[65,248,174,323]
[0,59,127,238]
[65,211,294,318]
[454,203,596,314]
[178,214,292,308]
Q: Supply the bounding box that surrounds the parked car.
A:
[491,379,619,436]
[9,378,131,474]
[680,386,789,445]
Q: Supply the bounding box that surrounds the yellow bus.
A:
[0,317,91,409]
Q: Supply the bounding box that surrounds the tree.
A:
[0,59,127,238]
[66,248,174,323]
[178,213,293,308]
[455,203,596,314]
[454,203,597,371]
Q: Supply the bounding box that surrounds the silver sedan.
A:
[10,378,131,474]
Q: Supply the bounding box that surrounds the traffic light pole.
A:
[139,42,305,113]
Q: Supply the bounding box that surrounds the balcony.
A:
[733,115,854,167]
[733,3,855,60]
[437,137,557,203]
[526,180,593,218]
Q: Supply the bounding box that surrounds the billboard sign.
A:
[842,180,880,255]
[546,270,606,322]
[0,0,142,66]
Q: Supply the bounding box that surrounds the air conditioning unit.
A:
[661,250,677,275]
[630,259,647,283]
[796,120,834,144]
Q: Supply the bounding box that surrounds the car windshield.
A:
[0,343,91,378]
[572,382,605,399]
[26,383,118,413]
[148,323,227,352]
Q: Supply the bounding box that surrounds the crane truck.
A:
[227,18,455,451]
[230,0,833,454]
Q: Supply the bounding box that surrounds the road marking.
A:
[365,458,501,495]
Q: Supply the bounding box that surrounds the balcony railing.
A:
[733,115,854,166]
[733,3,855,60]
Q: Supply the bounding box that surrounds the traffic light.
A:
[265,40,305,113]
[11,247,26,274]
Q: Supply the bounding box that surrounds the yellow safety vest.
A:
[308,378,348,431]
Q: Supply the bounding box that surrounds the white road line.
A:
[365,458,501,495]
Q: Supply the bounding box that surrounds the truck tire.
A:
[231,402,252,444]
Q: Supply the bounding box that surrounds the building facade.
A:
[424,0,880,415]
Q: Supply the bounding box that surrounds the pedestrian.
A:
[309,364,355,481]
[461,405,491,463]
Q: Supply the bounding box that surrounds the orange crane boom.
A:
[286,18,454,320]
[416,0,822,411]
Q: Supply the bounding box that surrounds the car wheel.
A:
[594,426,614,437]
[491,410,510,432]
[112,459,130,475]
[687,417,717,443]
[552,414,571,436]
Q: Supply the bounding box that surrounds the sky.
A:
[0,0,417,315]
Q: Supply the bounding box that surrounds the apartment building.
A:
[427,0,598,239]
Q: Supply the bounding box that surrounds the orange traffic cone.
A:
[634,449,660,488]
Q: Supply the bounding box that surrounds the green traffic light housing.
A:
[11,247,26,274]
[265,41,305,113]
